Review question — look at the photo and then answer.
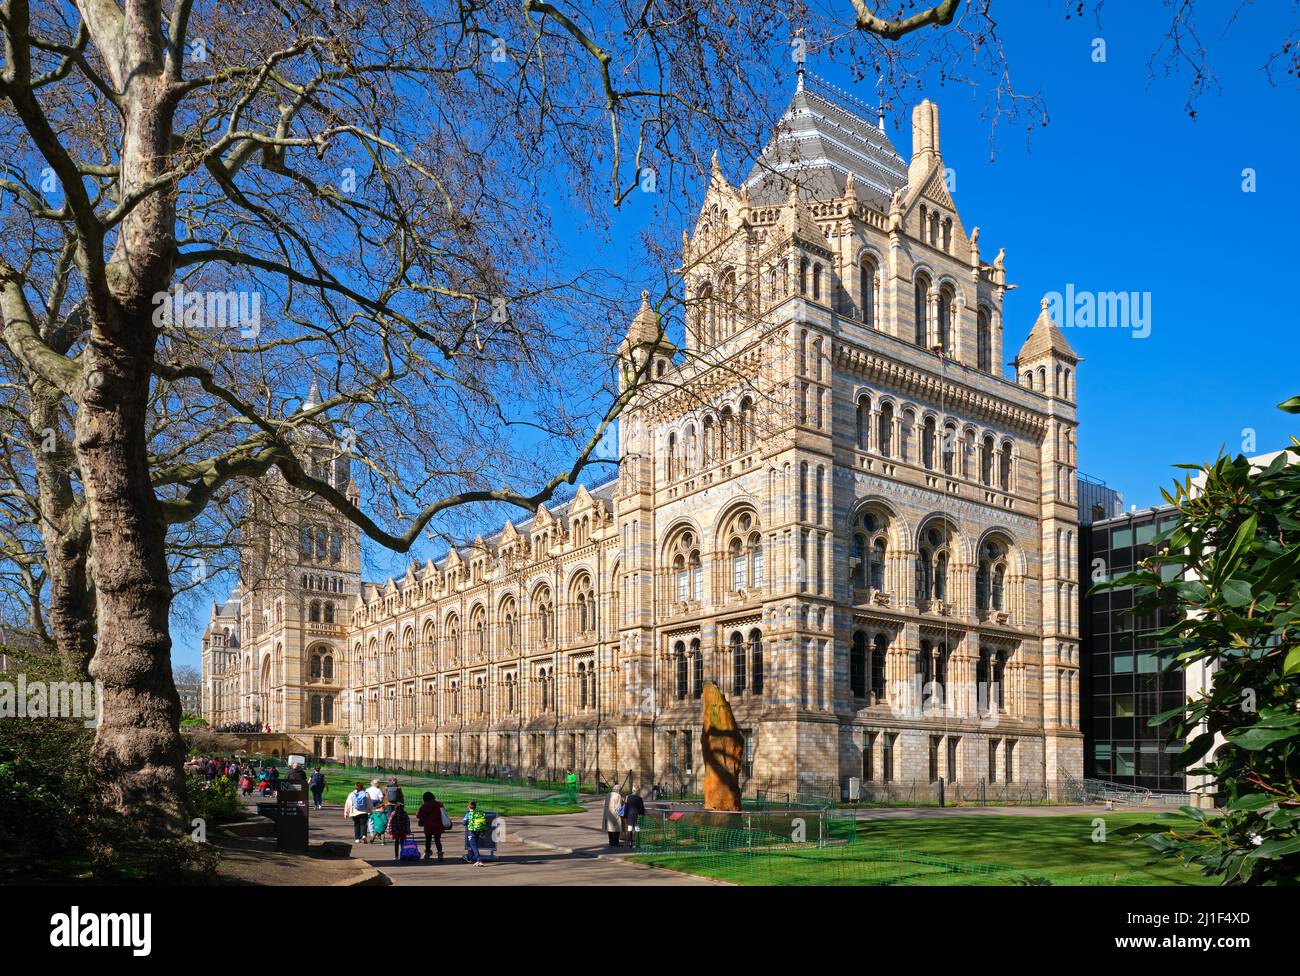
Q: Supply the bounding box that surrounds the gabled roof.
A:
[1015,299,1080,364]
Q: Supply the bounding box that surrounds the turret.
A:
[1013,298,1080,402]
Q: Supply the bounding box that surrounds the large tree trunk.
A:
[77,316,185,832]
[76,55,186,831]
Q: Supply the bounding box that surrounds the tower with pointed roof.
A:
[200,378,362,750]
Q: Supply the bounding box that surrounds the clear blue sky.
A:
[170,2,1297,672]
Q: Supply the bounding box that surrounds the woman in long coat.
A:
[603,786,624,846]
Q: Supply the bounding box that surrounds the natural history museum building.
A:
[202,75,1084,798]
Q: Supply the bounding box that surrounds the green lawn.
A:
[631,813,1214,886]
[309,766,584,818]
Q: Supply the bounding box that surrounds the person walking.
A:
[365,779,384,840]
[603,785,624,847]
[416,791,448,861]
[344,781,370,844]
[384,776,405,812]
[285,761,308,799]
[308,766,327,810]
[564,768,579,803]
[389,802,413,862]
[462,801,486,867]
[623,786,646,850]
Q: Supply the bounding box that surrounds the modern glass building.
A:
[1079,506,1187,790]
[1077,473,1123,526]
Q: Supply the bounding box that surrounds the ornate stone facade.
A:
[201,77,1083,796]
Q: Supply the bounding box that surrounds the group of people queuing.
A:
[343,778,482,865]
[189,755,330,805]
[211,721,273,734]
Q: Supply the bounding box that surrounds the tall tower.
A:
[1013,300,1083,785]
[614,291,674,777]
[236,380,362,751]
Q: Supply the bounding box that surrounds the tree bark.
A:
[76,51,186,831]
[78,313,186,831]
[29,380,96,678]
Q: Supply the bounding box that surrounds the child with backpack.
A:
[462,800,487,866]
[389,802,417,862]
[368,806,389,845]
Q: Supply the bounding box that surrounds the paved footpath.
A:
[283,798,723,886]
[248,796,1107,886]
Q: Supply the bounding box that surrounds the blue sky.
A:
[169,2,1297,671]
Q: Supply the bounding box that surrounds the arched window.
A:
[878,402,894,457]
[922,416,937,470]
[981,434,995,486]
[309,601,321,623]
[722,511,762,594]
[872,634,888,702]
[505,673,516,713]
[501,597,517,649]
[855,394,871,451]
[471,605,486,657]
[666,529,702,605]
[749,629,764,696]
[578,663,588,708]
[977,537,1010,614]
[941,423,957,475]
[917,522,954,606]
[900,407,916,462]
[691,638,704,698]
[310,695,322,724]
[731,631,746,696]
[738,397,754,453]
[851,631,868,698]
[913,275,930,346]
[534,588,553,642]
[936,287,952,351]
[674,641,688,700]
[667,432,677,481]
[719,269,737,337]
[860,257,877,327]
[850,509,889,592]
[324,602,334,624]
[977,309,992,372]
[999,440,1013,491]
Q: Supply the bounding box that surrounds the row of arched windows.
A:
[853,393,1016,491]
[300,524,343,563]
[302,574,344,593]
[665,398,757,481]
